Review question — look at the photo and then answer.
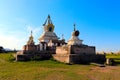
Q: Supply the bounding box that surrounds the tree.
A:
[0,46,4,53]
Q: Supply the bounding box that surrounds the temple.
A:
[15,15,106,64]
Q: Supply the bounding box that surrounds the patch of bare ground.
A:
[90,66,117,73]
[0,58,6,63]
[80,66,119,80]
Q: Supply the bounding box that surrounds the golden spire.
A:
[62,34,64,40]
[31,31,32,36]
[30,30,33,39]
[43,15,54,32]
[27,31,34,45]
[43,14,53,26]
[48,14,50,19]
[74,23,76,31]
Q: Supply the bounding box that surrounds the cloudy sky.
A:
[0,0,120,52]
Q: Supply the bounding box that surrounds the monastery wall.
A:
[23,45,37,51]
[56,46,70,54]
[52,54,70,63]
[53,54,106,64]
[71,45,95,54]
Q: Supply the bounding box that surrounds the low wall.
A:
[56,45,96,55]
[53,54,106,64]
[71,45,95,54]
[16,53,51,61]
[69,54,106,64]
[52,54,70,63]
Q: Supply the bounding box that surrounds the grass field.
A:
[0,53,120,80]
[106,54,120,65]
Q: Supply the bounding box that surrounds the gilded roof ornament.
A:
[43,14,53,26]
[27,31,34,45]
[74,23,76,31]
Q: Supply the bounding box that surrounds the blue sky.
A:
[0,0,120,52]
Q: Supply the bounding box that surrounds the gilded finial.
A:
[62,34,64,40]
[43,15,53,26]
[30,30,33,39]
[74,23,76,31]
[31,31,33,36]
[27,30,34,45]
[48,14,50,19]
[48,14,51,24]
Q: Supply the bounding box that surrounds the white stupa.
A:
[67,24,83,45]
[39,15,59,43]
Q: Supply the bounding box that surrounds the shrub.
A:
[8,54,15,62]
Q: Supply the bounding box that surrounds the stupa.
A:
[67,24,83,45]
[15,15,66,61]
[15,15,106,64]
[39,15,59,43]
[53,24,106,64]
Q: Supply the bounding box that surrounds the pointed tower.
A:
[22,31,36,51]
[67,24,83,45]
[27,31,34,45]
[39,15,59,43]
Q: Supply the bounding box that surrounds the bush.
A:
[8,54,15,62]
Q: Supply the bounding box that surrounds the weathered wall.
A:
[56,47,68,54]
[54,45,106,64]
[56,45,95,55]
[56,46,71,54]
[71,45,95,54]
[53,54,106,64]
[69,54,106,64]
[52,54,70,63]
[16,53,51,61]
[23,45,37,51]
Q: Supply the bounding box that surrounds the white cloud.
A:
[0,34,26,50]
[0,23,26,50]
[0,24,42,50]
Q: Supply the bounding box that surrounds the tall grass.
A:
[0,53,120,80]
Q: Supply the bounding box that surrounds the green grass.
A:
[1,53,120,80]
[106,54,120,65]
[106,54,120,59]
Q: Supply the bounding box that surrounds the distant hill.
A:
[0,46,18,53]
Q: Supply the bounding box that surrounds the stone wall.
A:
[54,45,106,64]
[15,49,56,61]
[55,45,95,55]
[23,45,37,51]
[69,54,106,64]
[52,54,106,64]
[56,47,68,54]
[16,53,51,61]
[52,54,70,63]
[71,45,95,54]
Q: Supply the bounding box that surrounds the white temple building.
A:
[15,15,106,64]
